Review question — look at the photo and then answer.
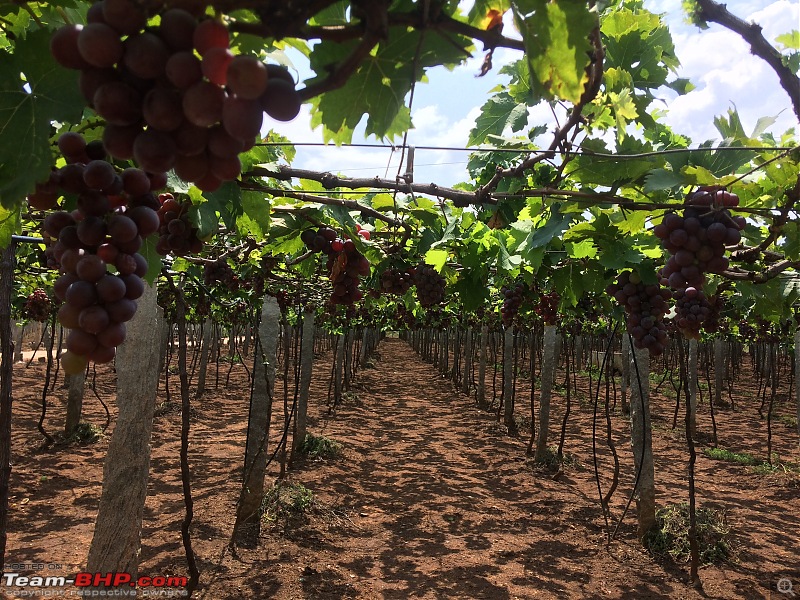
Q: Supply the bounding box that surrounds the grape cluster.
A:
[327,241,370,305]
[655,188,744,292]
[607,271,671,356]
[32,133,158,374]
[299,226,370,305]
[501,281,527,326]
[49,1,302,192]
[534,291,559,325]
[203,258,234,288]
[24,289,53,322]
[673,286,713,340]
[301,226,342,255]
[413,264,446,308]
[155,193,203,256]
[380,267,414,295]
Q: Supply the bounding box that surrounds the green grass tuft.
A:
[644,502,734,565]
[67,422,104,444]
[300,433,342,459]
[261,481,315,525]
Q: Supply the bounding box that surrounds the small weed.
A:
[300,434,342,460]
[341,391,363,406]
[261,481,316,527]
[703,447,760,466]
[529,446,580,472]
[644,502,733,565]
[218,355,242,364]
[776,414,798,429]
[703,447,798,474]
[154,401,181,417]
[66,422,104,444]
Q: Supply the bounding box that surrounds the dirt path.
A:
[201,338,777,600]
[4,337,798,599]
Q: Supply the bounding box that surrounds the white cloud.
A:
[649,0,799,142]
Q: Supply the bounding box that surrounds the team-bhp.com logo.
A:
[3,571,188,597]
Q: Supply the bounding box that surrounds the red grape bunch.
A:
[154,193,204,256]
[606,271,671,356]
[327,240,371,305]
[203,258,235,288]
[534,291,560,325]
[299,226,371,305]
[380,267,414,296]
[413,264,446,308]
[30,132,159,375]
[672,286,713,340]
[501,281,527,326]
[49,0,303,192]
[654,187,745,292]
[24,289,53,322]
[301,226,340,255]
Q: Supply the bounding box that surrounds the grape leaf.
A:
[510,0,595,104]
[140,235,162,285]
[644,168,685,192]
[308,26,472,143]
[425,249,449,272]
[0,29,84,209]
[468,93,529,146]
[0,203,20,248]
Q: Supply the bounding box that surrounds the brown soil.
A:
[3,338,800,599]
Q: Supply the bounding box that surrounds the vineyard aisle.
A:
[201,338,752,600]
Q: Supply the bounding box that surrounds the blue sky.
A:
[268,1,799,188]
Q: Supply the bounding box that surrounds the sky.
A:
[267,1,800,189]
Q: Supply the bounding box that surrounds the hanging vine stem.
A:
[591,322,620,538]
[611,333,650,541]
[36,315,56,448]
[677,339,701,586]
[89,363,112,432]
[163,273,200,594]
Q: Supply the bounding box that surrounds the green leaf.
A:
[308,26,471,142]
[644,168,685,192]
[597,238,644,269]
[608,89,638,141]
[553,264,582,306]
[666,78,695,95]
[369,193,397,212]
[567,239,596,259]
[468,93,529,146]
[776,31,800,51]
[525,204,573,249]
[0,29,84,208]
[140,235,162,285]
[0,203,20,247]
[511,0,595,103]
[241,191,271,238]
[425,248,449,272]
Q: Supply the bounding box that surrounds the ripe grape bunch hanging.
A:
[654,187,744,338]
[607,271,671,355]
[24,289,53,323]
[534,291,560,326]
[300,226,371,305]
[380,267,415,296]
[413,264,446,308]
[501,281,527,326]
[31,132,162,375]
[49,0,302,192]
